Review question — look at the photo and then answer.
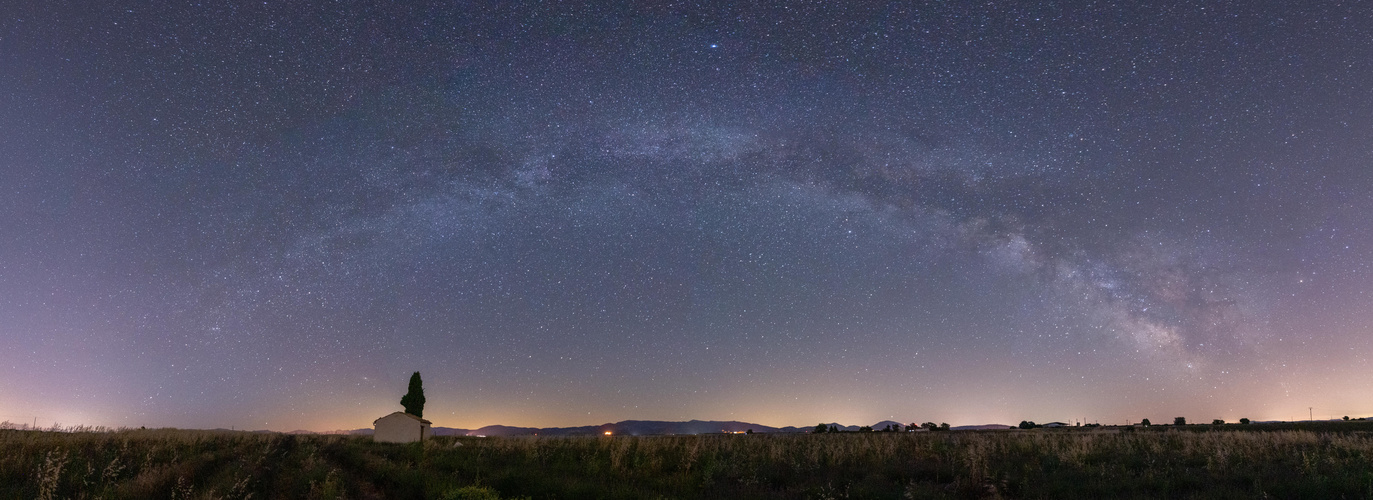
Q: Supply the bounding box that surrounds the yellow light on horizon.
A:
[604,431,612,436]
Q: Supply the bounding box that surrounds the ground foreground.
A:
[4,423,1373,499]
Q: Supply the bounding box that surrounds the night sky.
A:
[3,2,1371,432]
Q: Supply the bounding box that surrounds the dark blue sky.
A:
[3,1,1371,431]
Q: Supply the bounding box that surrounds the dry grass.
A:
[4,423,1373,498]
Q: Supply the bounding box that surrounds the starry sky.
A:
[3,1,1371,432]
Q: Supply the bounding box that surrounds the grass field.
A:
[4,422,1373,499]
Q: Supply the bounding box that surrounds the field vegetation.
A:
[4,421,1373,499]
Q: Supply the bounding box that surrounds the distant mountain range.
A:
[333,419,1014,436]
[225,420,1363,436]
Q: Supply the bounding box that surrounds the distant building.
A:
[373,412,432,443]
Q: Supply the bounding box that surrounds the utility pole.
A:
[1309,407,1313,421]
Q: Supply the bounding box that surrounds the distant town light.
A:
[604,431,612,436]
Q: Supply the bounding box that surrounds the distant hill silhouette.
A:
[338,419,1012,436]
[952,424,1016,430]
[451,420,782,436]
[814,422,860,432]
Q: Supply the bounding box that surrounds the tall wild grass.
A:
[3,423,1373,498]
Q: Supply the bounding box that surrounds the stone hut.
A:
[373,411,432,443]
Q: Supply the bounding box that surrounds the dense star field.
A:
[2,2,1371,431]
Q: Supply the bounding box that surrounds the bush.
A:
[441,486,527,500]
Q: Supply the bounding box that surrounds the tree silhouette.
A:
[1140,418,1151,427]
[814,423,829,434]
[400,372,426,417]
[1173,416,1186,426]
[1239,418,1250,424]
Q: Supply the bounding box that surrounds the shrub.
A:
[441,486,503,500]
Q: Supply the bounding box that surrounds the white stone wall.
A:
[373,412,431,443]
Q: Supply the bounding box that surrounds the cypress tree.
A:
[400,371,426,417]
